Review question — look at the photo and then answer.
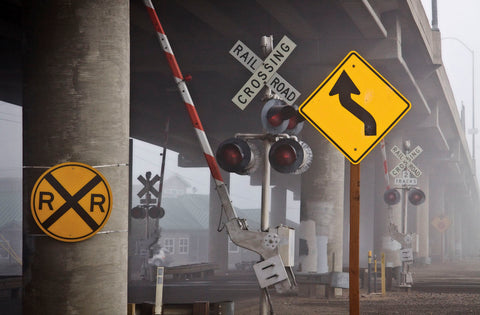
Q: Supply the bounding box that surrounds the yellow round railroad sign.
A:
[30,162,112,242]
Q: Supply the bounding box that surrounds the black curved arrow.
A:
[329,70,377,136]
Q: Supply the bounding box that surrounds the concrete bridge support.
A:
[415,173,430,264]
[209,173,229,272]
[429,179,446,262]
[445,192,456,260]
[23,1,130,314]
[300,131,345,296]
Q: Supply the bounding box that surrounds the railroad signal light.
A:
[269,138,312,174]
[383,188,400,205]
[148,206,165,219]
[216,138,261,175]
[408,188,425,206]
[131,206,147,219]
[261,99,304,134]
[131,205,165,219]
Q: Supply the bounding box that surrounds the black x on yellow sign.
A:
[30,162,112,242]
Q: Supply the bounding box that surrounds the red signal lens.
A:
[131,206,146,219]
[272,144,296,166]
[268,112,284,127]
[287,116,298,130]
[408,188,425,206]
[148,206,165,219]
[216,138,259,175]
[219,143,242,167]
[383,189,400,205]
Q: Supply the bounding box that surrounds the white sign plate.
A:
[400,248,413,262]
[394,177,418,185]
[232,36,296,110]
[229,41,300,105]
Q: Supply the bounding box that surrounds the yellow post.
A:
[127,304,135,315]
[381,253,386,296]
[154,267,165,315]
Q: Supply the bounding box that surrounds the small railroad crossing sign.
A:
[30,162,112,242]
[299,51,411,164]
[231,35,297,110]
[137,171,160,205]
[390,145,423,178]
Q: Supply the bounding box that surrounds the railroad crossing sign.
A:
[299,51,411,164]
[30,162,112,242]
[231,35,297,110]
[230,39,300,106]
[137,171,160,205]
[390,145,423,178]
[431,215,452,233]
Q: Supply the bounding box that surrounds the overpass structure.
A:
[0,0,479,313]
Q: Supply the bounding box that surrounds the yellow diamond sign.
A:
[299,51,411,164]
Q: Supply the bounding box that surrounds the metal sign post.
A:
[300,51,411,314]
[349,163,360,315]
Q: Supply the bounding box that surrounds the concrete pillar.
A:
[444,192,456,260]
[300,131,345,278]
[270,185,287,227]
[208,173,229,272]
[454,208,463,259]
[415,173,430,263]
[374,132,403,268]
[23,1,129,314]
[428,176,445,262]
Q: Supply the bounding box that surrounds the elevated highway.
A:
[0,0,479,313]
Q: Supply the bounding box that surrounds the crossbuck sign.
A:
[230,36,299,109]
[390,145,423,184]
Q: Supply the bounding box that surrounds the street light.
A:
[442,37,476,171]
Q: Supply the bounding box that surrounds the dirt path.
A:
[235,259,480,314]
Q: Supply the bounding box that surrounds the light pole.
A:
[442,37,476,171]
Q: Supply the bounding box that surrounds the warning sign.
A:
[299,51,411,164]
[30,162,112,242]
[431,215,452,233]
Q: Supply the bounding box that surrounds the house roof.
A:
[160,194,209,230]
[157,194,262,231]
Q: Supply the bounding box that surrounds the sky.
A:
[0,101,22,179]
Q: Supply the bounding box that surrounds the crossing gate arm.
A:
[142,0,290,263]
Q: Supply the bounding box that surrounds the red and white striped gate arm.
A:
[143,0,238,221]
[380,139,390,190]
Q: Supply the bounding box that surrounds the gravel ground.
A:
[235,260,480,314]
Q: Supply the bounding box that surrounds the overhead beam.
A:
[339,0,387,39]
[256,0,321,39]
[176,0,249,38]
